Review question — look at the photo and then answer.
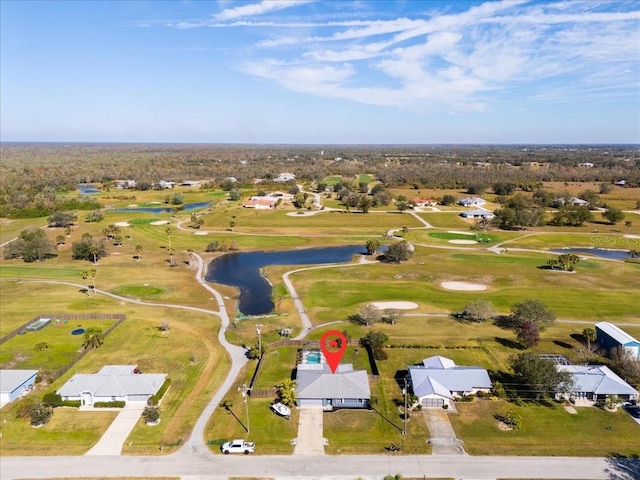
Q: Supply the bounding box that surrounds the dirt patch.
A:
[498,421,513,431]
[370,301,419,310]
[440,281,487,291]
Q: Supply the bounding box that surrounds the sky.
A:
[1,0,639,144]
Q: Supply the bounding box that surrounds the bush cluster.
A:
[93,401,126,408]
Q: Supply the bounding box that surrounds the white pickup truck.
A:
[221,439,255,454]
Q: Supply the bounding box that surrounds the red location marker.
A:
[320,330,347,374]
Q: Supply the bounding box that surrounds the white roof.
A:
[595,322,639,346]
[98,365,136,375]
[0,370,38,393]
[557,365,638,396]
[57,366,166,398]
[422,356,456,369]
[409,356,492,397]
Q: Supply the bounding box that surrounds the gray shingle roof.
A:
[409,356,492,398]
[296,364,370,400]
[57,366,166,398]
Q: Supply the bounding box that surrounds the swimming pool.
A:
[302,350,325,364]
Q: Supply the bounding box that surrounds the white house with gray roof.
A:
[555,364,638,405]
[57,365,166,406]
[296,363,370,410]
[408,356,492,408]
[0,369,38,408]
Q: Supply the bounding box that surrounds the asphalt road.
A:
[0,453,628,479]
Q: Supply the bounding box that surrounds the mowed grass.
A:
[450,400,640,456]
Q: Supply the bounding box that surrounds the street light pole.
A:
[403,377,407,436]
[256,324,262,357]
[242,382,250,434]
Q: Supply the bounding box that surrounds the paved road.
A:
[0,453,628,479]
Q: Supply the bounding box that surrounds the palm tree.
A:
[89,243,101,265]
[277,379,297,407]
[81,271,91,295]
[135,244,143,261]
[582,327,596,351]
[56,234,65,245]
[165,227,173,250]
[89,268,97,291]
[625,220,632,233]
[82,327,104,349]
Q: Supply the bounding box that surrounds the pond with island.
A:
[206,245,366,315]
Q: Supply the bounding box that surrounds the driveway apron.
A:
[423,408,466,455]
[293,407,325,455]
[85,402,146,455]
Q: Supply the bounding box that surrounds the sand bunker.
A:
[370,301,419,310]
[150,220,170,226]
[113,221,130,227]
[440,281,487,291]
[193,231,208,235]
[449,239,477,244]
[447,230,475,236]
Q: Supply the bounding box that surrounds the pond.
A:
[77,184,100,194]
[206,245,366,315]
[114,201,211,214]
[552,248,632,260]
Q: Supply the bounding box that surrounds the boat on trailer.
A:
[270,402,291,419]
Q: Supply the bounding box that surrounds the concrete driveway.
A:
[293,407,326,455]
[423,408,465,455]
[85,402,146,455]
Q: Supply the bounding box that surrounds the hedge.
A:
[148,378,171,406]
[93,401,125,408]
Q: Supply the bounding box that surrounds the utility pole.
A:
[256,324,263,357]
[239,383,250,434]
[403,377,407,435]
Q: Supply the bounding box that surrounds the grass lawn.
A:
[415,212,475,229]
[0,408,118,455]
[450,400,640,456]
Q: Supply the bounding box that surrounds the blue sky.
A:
[1,0,639,144]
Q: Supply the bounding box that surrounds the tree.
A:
[441,195,456,206]
[505,409,522,429]
[277,378,297,407]
[396,200,409,212]
[135,244,143,261]
[359,195,372,214]
[385,241,413,263]
[609,347,640,386]
[493,182,516,196]
[360,331,389,360]
[625,220,632,233]
[81,271,90,293]
[547,253,580,271]
[30,400,53,427]
[365,239,381,256]
[48,211,76,228]
[143,406,160,424]
[72,234,106,263]
[55,234,65,245]
[511,353,574,399]
[550,205,593,226]
[4,228,56,262]
[511,299,556,330]
[459,299,494,322]
[603,207,625,225]
[357,303,381,326]
[82,327,104,349]
[516,319,540,348]
[85,210,103,223]
[383,309,402,325]
[228,188,242,201]
[582,327,596,351]
[191,213,204,229]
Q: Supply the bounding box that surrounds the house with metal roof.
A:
[556,364,638,405]
[57,365,166,406]
[460,210,495,219]
[408,356,492,408]
[458,197,486,207]
[595,322,640,360]
[296,363,370,410]
[0,369,38,408]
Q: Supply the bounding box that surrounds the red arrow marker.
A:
[320,330,347,374]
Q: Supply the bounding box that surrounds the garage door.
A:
[421,398,444,408]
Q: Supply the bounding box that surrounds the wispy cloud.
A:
[174,1,640,112]
[214,0,314,21]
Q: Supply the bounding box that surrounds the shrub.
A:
[148,378,171,406]
[93,401,125,408]
[30,400,53,427]
[42,392,62,407]
[16,396,38,419]
[143,406,160,424]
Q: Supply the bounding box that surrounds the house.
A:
[266,191,294,201]
[57,365,166,406]
[296,363,370,410]
[411,197,436,207]
[458,197,486,207]
[181,180,200,187]
[157,180,175,189]
[553,197,589,207]
[555,364,638,405]
[595,322,640,360]
[408,356,492,408]
[460,210,494,219]
[274,173,296,183]
[114,179,137,189]
[0,370,38,407]
[243,197,277,209]
[579,162,594,167]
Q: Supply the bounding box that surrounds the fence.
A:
[0,313,126,345]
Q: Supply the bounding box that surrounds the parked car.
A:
[221,439,255,454]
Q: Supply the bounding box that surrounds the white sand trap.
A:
[441,281,487,291]
[148,201,162,204]
[150,220,170,225]
[624,234,640,239]
[449,239,477,244]
[127,204,139,207]
[370,301,419,310]
[447,230,475,236]
[113,221,130,227]
[194,231,208,235]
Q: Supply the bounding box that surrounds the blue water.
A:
[77,184,99,194]
[303,351,323,364]
[206,245,366,315]
[552,248,632,260]
[114,201,211,214]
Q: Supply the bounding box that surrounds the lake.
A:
[553,248,632,260]
[205,245,366,315]
[114,201,211,214]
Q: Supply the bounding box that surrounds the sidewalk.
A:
[85,402,146,455]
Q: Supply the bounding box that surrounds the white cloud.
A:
[215,0,314,21]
